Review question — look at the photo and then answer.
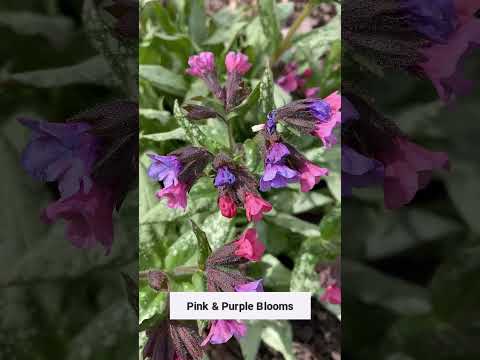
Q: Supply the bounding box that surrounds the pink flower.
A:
[419,2,480,102]
[377,137,450,209]
[156,182,188,209]
[299,162,329,192]
[304,87,320,98]
[320,284,341,305]
[235,279,264,292]
[186,52,216,77]
[277,72,299,92]
[311,91,341,147]
[244,192,272,222]
[225,52,251,75]
[41,183,114,253]
[234,228,265,261]
[201,320,247,346]
[218,194,237,218]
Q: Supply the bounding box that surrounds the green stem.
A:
[139,266,199,280]
[271,0,315,64]
[217,113,236,154]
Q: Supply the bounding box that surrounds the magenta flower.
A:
[201,320,247,346]
[19,118,99,198]
[218,194,237,218]
[225,52,252,75]
[377,137,450,209]
[147,154,182,188]
[320,284,341,305]
[312,91,341,148]
[244,192,272,222]
[278,71,299,92]
[276,62,317,97]
[186,52,215,77]
[299,161,329,192]
[41,183,114,253]
[186,52,224,100]
[305,87,320,98]
[156,183,188,210]
[419,9,480,102]
[235,279,264,292]
[234,228,265,261]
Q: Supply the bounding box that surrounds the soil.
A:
[206,299,341,360]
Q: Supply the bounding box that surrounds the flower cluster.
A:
[20,101,138,253]
[342,93,449,209]
[276,62,319,98]
[343,0,480,102]
[143,228,265,358]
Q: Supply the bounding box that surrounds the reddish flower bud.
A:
[218,195,237,218]
[225,52,251,75]
[320,284,341,305]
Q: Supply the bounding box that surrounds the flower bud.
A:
[186,52,225,101]
[225,52,252,75]
[234,228,265,261]
[218,195,237,218]
[183,104,218,121]
[147,270,168,291]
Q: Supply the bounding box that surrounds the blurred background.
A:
[0,0,137,358]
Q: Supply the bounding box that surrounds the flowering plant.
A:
[140,0,341,358]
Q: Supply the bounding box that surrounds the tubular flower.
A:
[41,183,114,254]
[260,135,328,193]
[201,320,247,346]
[19,118,99,199]
[233,228,265,261]
[213,153,271,221]
[144,320,204,360]
[342,93,449,208]
[224,52,251,110]
[266,91,341,147]
[320,284,341,305]
[205,230,263,292]
[186,52,224,101]
[151,146,213,210]
[244,192,273,222]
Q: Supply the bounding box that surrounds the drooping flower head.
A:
[144,320,204,360]
[186,52,224,101]
[259,134,328,193]
[342,93,449,208]
[205,228,264,292]
[267,91,341,147]
[213,153,271,221]
[152,146,213,210]
[19,118,99,199]
[41,183,114,254]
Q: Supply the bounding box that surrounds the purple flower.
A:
[147,154,182,188]
[266,111,277,134]
[19,118,99,198]
[214,166,236,187]
[311,100,332,122]
[404,0,457,41]
[342,146,385,196]
[235,279,264,292]
[201,320,247,346]
[260,143,299,191]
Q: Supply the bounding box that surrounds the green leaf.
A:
[261,254,291,291]
[201,212,235,250]
[139,288,167,330]
[190,220,211,270]
[243,138,264,174]
[261,321,295,360]
[290,237,322,293]
[140,128,187,142]
[140,65,188,96]
[320,206,341,242]
[4,56,113,88]
[173,100,223,152]
[266,213,321,237]
[0,12,74,47]
[188,0,208,45]
[204,20,247,47]
[239,321,264,360]
[258,0,282,53]
[269,190,332,214]
[259,66,275,116]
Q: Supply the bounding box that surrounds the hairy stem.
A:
[271,0,315,64]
